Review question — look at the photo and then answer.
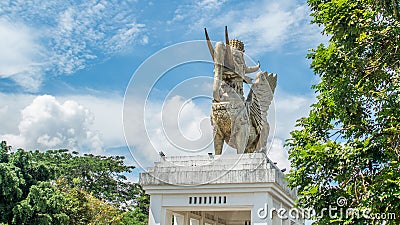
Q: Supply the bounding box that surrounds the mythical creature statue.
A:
[205,26,277,154]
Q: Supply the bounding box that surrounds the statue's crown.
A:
[229,39,245,52]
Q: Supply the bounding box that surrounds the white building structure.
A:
[140,153,304,225]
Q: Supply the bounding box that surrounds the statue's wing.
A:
[247,72,277,134]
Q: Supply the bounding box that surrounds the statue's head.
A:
[229,39,245,52]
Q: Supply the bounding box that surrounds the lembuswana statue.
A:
[205,26,277,154]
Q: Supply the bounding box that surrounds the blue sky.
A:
[0,0,328,178]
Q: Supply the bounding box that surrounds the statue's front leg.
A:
[235,127,247,154]
[232,109,250,154]
[214,130,224,155]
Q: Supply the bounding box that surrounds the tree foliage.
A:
[0,141,149,225]
[12,182,69,225]
[287,0,400,224]
[35,149,136,206]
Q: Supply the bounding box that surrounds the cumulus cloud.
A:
[272,90,315,140]
[63,95,125,148]
[265,90,314,171]
[124,95,214,169]
[0,93,36,135]
[0,0,147,91]
[123,88,314,170]
[2,95,103,153]
[0,90,314,171]
[149,96,213,154]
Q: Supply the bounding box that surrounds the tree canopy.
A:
[0,141,149,225]
[287,0,399,224]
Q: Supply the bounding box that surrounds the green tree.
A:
[12,181,69,225]
[287,0,399,224]
[0,162,24,222]
[36,149,137,207]
[49,150,150,224]
[62,185,124,225]
[0,144,55,224]
[120,184,150,225]
[0,142,149,225]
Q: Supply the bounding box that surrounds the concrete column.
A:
[199,212,204,225]
[165,210,173,225]
[160,207,170,225]
[184,212,190,225]
[251,192,272,225]
[174,213,185,225]
[149,195,162,225]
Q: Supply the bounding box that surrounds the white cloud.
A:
[168,0,328,55]
[196,0,227,10]
[272,89,315,140]
[0,89,314,171]
[124,88,314,170]
[2,95,103,153]
[48,1,147,75]
[0,19,47,91]
[263,89,315,171]
[268,138,291,172]
[1,93,138,163]
[0,93,36,135]
[227,1,328,54]
[140,35,149,45]
[167,0,226,29]
[124,95,214,169]
[148,96,213,154]
[62,94,125,148]
[0,93,125,151]
[0,92,213,167]
[0,0,147,91]
[0,94,116,155]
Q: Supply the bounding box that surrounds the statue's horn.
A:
[204,28,214,61]
[224,26,234,69]
[225,26,230,45]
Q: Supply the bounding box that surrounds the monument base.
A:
[139,153,303,225]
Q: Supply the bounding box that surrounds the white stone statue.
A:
[205,26,277,154]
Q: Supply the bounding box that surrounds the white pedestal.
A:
[140,153,303,225]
